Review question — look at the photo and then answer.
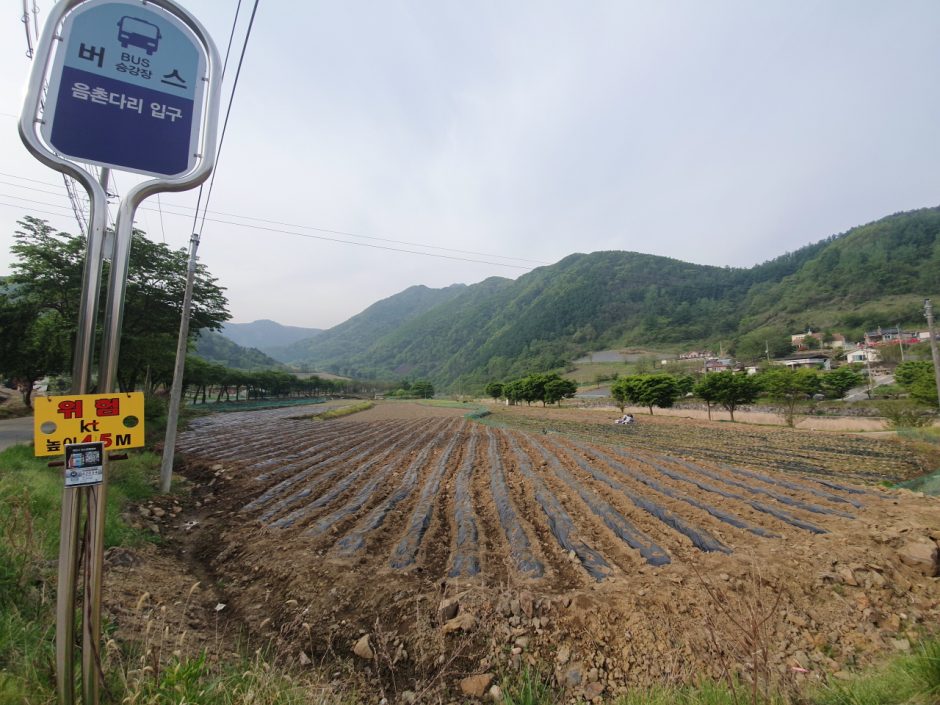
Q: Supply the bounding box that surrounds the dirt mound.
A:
[171,401,940,699]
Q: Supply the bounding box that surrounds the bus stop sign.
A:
[40,0,207,177]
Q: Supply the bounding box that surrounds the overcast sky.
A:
[2,1,939,328]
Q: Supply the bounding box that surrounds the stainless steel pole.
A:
[18,2,222,700]
[19,7,111,693]
[56,172,107,705]
[82,190,139,705]
[160,232,200,493]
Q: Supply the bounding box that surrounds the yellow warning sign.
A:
[33,392,145,457]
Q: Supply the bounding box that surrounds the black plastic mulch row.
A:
[715,462,865,508]
[529,436,671,566]
[269,427,427,529]
[390,428,463,569]
[506,434,612,581]
[487,428,545,578]
[612,450,827,534]
[567,439,774,541]
[332,425,444,554]
[560,442,731,553]
[240,420,421,515]
[654,453,855,519]
[257,422,423,523]
[449,429,482,577]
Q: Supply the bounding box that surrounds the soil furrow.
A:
[486,428,544,578]
[528,435,671,566]
[505,434,612,581]
[390,427,463,569]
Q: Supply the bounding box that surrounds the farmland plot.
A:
[178,402,940,695]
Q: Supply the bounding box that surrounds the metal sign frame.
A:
[38,0,209,178]
[19,2,221,704]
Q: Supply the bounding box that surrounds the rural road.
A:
[844,373,894,402]
[0,416,33,451]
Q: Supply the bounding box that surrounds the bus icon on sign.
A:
[117,16,161,55]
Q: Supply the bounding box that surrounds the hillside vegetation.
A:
[279,207,940,389]
[221,318,321,353]
[193,331,282,370]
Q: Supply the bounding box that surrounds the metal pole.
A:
[82,190,139,705]
[19,6,110,699]
[160,232,200,493]
[924,300,940,410]
[19,2,222,700]
[56,165,107,705]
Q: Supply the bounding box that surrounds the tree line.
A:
[0,217,378,408]
[484,373,578,406]
[183,358,356,404]
[0,217,230,406]
[606,366,869,425]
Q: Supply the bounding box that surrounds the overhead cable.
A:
[0,173,548,264]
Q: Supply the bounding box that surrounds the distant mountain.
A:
[194,330,282,370]
[282,207,940,390]
[222,319,321,355]
[273,283,469,367]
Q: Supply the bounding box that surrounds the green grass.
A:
[116,649,354,705]
[897,426,940,445]
[810,639,940,705]
[0,444,163,702]
[315,401,374,420]
[562,361,625,385]
[499,666,557,705]
[0,444,160,553]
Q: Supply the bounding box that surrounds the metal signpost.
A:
[19,2,220,703]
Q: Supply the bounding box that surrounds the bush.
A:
[878,401,937,429]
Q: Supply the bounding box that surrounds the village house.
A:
[864,326,913,345]
[790,330,846,350]
[704,358,736,373]
[846,348,881,364]
[776,352,832,370]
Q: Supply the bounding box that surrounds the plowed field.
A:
[177,401,940,698]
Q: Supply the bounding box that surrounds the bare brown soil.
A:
[109,401,940,700]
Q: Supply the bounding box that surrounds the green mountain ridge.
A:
[276,207,940,390]
[222,319,321,353]
[273,283,470,367]
[194,330,283,370]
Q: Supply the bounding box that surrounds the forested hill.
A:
[194,331,282,370]
[283,207,940,389]
[222,319,321,353]
[270,283,470,366]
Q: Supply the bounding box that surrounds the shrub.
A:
[878,401,937,429]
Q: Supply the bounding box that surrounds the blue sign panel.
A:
[41,0,206,178]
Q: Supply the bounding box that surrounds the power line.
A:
[0,171,66,187]
[196,0,258,235]
[0,192,534,269]
[0,200,73,219]
[186,0,244,238]
[0,174,549,264]
[0,178,64,196]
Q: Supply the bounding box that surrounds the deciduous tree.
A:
[4,216,230,394]
[821,366,864,399]
[484,381,504,401]
[694,371,760,422]
[758,367,821,427]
